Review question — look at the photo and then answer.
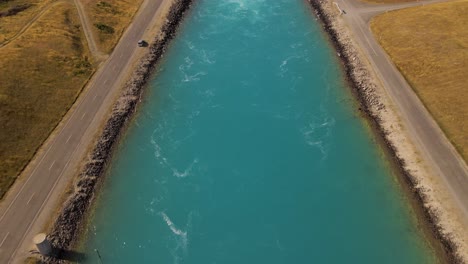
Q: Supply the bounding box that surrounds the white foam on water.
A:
[182,71,207,83]
[279,55,301,77]
[178,56,194,71]
[227,0,246,11]
[173,159,199,178]
[145,197,164,216]
[198,33,207,40]
[185,40,195,50]
[202,88,215,98]
[213,0,267,24]
[150,137,169,167]
[290,42,303,49]
[188,110,201,119]
[160,211,194,263]
[161,212,187,238]
[199,49,216,65]
[150,130,200,179]
[301,116,336,160]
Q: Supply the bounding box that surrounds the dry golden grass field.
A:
[371,0,468,160]
[0,0,55,44]
[0,1,93,199]
[0,0,142,199]
[84,0,143,53]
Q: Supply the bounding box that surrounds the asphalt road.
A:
[0,0,165,262]
[335,0,468,218]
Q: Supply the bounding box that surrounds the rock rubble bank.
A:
[307,0,461,262]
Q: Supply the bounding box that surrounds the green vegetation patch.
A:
[94,22,115,34]
[87,0,143,53]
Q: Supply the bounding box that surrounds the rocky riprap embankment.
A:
[306,0,461,263]
[41,0,194,262]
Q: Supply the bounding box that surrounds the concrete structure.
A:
[33,233,52,256]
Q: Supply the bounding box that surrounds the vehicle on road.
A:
[138,40,147,47]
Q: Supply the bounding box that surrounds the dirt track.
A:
[0,0,104,60]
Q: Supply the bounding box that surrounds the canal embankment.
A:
[307,0,463,263]
[40,0,194,262]
[38,0,464,263]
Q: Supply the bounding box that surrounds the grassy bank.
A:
[0,1,94,198]
[85,0,143,54]
[371,0,468,161]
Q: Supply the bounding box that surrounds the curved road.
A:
[0,0,166,262]
[335,0,468,218]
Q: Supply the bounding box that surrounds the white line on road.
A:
[26,193,35,205]
[0,40,104,222]
[48,160,56,171]
[66,135,72,144]
[93,94,98,102]
[120,53,123,58]
[10,138,83,262]
[104,79,108,85]
[0,232,9,248]
[81,113,86,120]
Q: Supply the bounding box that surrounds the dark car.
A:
[137,40,147,47]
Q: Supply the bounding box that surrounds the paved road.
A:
[0,0,165,262]
[335,0,468,218]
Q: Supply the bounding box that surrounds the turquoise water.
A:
[82,0,437,263]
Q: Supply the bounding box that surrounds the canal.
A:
[82,0,438,263]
